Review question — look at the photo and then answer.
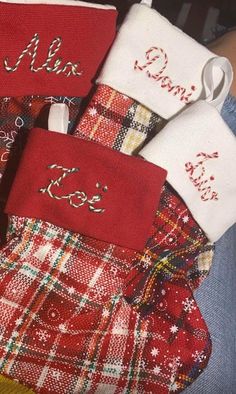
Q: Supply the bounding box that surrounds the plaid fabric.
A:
[122,183,210,313]
[75,84,214,288]
[187,243,215,291]
[0,84,213,392]
[0,215,211,393]
[75,85,166,154]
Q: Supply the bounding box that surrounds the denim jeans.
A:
[221,94,236,134]
[185,95,236,393]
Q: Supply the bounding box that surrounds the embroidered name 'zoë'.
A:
[4,33,83,78]
[134,47,196,103]
[185,152,219,202]
[39,164,108,213]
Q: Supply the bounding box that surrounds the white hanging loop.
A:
[140,0,152,7]
[203,56,233,111]
[48,103,69,134]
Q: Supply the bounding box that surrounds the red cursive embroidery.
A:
[185,152,219,202]
[134,47,196,103]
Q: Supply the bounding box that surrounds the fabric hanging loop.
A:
[203,56,233,111]
[140,0,152,8]
[48,104,69,134]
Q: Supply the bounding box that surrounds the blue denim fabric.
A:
[221,94,236,134]
[184,96,236,393]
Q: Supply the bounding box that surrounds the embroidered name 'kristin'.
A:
[3,33,83,78]
[185,152,219,202]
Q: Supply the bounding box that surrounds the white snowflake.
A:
[192,350,207,363]
[151,347,160,357]
[141,253,152,269]
[68,287,75,295]
[182,297,197,313]
[15,318,23,326]
[168,381,179,392]
[88,107,97,116]
[166,356,182,372]
[153,365,161,375]
[36,330,50,342]
[182,215,189,223]
[170,325,179,334]
[52,370,61,380]
[59,324,67,333]
[12,331,19,338]
[102,308,110,318]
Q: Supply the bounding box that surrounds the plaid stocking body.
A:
[73,84,212,391]
[0,127,167,393]
[0,215,211,394]
[0,107,211,393]
[75,84,214,289]
[0,216,133,393]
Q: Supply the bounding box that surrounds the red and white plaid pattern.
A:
[0,84,213,392]
[0,215,211,393]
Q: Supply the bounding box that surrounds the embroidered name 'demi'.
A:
[185,152,219,202]
[39,164,108,213]
[4,33,83,78]
[134,47,196,103]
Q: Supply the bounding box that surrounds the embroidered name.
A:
[185,152,219,201]
[39,164,108,213]
[134,47,196,103]
[4,33,83,78]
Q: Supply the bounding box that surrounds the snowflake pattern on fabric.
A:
[0,84,213,393]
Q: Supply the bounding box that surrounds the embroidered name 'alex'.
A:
[3,33,83,78]
[185,152,219,202]
[39,164,108,213]
[134,47,196,103]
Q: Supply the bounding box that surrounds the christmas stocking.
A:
[0,118,211,393]
[75,97,214,393]
[75,0,232,288]
[0,125,167,393]
[136,99,236,306]
[0,0,117,238]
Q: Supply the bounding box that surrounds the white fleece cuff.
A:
[140,101,236,242]
[98,3,230,119]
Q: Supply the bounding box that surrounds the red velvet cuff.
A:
[6,128,167,250]
[0,1,117,97]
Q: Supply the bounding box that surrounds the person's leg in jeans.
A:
[185,31,236,393]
